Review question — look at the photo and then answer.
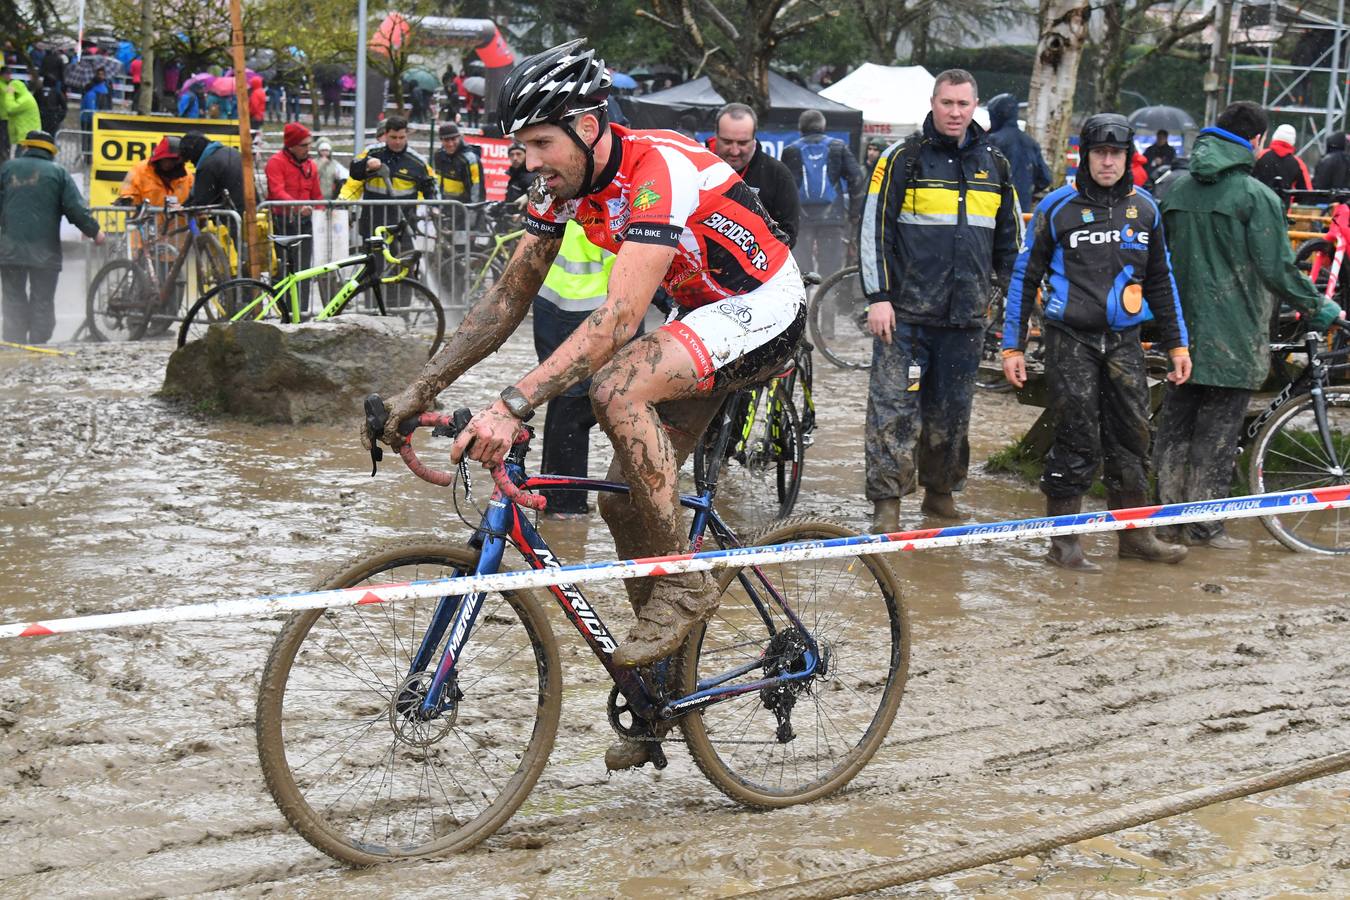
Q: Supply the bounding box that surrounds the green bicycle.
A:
[437,200,524,315]
[177,221,446,356]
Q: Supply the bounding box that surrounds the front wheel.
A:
[177,278,279,347]
[256,541,562,865]
[808,265,872,370]
[679,518,909,807]
[1248,387,1350,553]
[348,278,446,357]
[86,259,152,342]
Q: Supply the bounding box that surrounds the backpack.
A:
[796,138,840,206]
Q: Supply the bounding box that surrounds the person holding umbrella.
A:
[178,80,205,119]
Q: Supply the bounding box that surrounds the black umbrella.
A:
[65,55,122,92]
[1127,105,1198,136]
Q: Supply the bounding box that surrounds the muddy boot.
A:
[921,490,966,521]
[605,738,655,772]
[1111,492,1187,564]
[1045,495,1101,573]
[613,570,718,668]
[871,498,900,534]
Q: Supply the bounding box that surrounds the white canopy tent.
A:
[820,63,936,139]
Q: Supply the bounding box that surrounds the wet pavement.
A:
[0,326,1346,898]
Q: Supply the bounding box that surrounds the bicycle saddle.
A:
[269,234,311,248]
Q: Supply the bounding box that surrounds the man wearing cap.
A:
[1253,123,1312,203]
[1002,113,1192,571]
[266,122,323,311]
[503,141,534,202]
[433,122,482,204]
[0,131,104,344]
[117,136,193,209]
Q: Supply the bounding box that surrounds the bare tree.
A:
[637,0,840,115]
[1026,0,1091,184]
[1093,0,1214,112]
[846,0,935,64]
[2,0,67,68]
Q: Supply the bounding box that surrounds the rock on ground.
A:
[161,316,427,424]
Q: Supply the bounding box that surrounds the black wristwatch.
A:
[499,385,535,422]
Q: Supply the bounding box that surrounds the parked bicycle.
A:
[86,203,231,342]
[435,200,524,315]
[1286,188,1350,383]
[177,219,445,356]
[1244,328,1350,554]
[255,393,909,864]
[692,341,815,534]
[808,264,871,370]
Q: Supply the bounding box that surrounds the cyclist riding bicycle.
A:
[364,40,805,769]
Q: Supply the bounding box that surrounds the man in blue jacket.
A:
[984,93,1051,213]
[1002,113,1192,571]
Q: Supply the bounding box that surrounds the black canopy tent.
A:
[622,71,863,153]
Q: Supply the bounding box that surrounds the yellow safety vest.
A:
[538,220,615,312]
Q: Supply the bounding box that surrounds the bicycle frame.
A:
[226,239,414,324]
[465,228,523,296]
[1246,331,1350,446]
[403,461,820,729]
[1306,201,1350,299]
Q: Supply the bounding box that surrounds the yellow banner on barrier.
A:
[89,113,242,208]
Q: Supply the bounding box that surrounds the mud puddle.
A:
[0,334,1346,898]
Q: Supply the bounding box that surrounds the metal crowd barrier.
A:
[255,198,474,307]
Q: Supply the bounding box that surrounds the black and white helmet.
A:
[497,39,612,135]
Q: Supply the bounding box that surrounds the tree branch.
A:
[773,8,841,41]
[634,8,680,31]
[1120,9,1215,80]
[695,0,740,41]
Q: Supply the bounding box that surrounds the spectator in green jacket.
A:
[1156,101,1345,548]
[0,67,42,153]
[0,131,104,344]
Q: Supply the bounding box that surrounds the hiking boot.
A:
[1045,495,1101,573]
[1110,492,1187,564]
[605,738,655,772]
[612,570,717,668]
[871,498,900,534]
[921,490,966,521]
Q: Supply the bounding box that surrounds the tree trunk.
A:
[1027,0,1091,185]
[910,8,933,68]
[1093,0,1126,112]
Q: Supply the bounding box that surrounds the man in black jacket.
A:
[858,69,1021,531]
[712,103,799,247]
[503,141,535,202]
[1313,132,1350,190]
[31,76,66,137]
[180,131,245,212]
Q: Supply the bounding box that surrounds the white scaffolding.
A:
[1228,0,1349,155]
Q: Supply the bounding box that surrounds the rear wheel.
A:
[256,541,561,865]
[347,279,446,357]
[177,277,278,347]
[86,259,152,342]
[808,266,872,370]
[679,518,909,807]
[1248,387,1350,553]
[693,381,804,535]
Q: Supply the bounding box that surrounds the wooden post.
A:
[229,0,262,279]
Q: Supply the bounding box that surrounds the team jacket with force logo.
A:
[859,115,1021,328]
[1003,174,1188,353]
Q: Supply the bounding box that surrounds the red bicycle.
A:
[1284,189,1350,381]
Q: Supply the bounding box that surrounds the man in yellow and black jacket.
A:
[857,69,1020,533]
[432,122,483,204]
[340,115,437,238]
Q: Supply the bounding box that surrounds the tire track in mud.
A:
[1,341,1346,897]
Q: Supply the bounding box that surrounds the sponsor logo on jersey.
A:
[974,169,990,180]
[1125,205,1138,219]
[1081,209,1095,223]
[700,212,770,271]
[632,180,662,211]
[1068,225,1149,250]
[606,196,630,231]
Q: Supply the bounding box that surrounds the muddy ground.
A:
[0,324,1347,898]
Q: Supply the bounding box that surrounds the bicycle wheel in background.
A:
[1247,386,1350,554]
[86,259,152,342]
[256,541,561,865]
[176,277,277,347]
[693,381,804,535]
[349,279,446,357]
[808,265,872,370]
[679,517,909,807]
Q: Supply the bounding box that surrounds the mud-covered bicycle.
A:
[255,392,909,865]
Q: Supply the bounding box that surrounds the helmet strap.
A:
[560,110,608,196]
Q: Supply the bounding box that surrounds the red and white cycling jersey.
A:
[525,124,792,309]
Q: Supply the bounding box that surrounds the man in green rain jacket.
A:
[1157,101,1344,548]
[0,68,42,149]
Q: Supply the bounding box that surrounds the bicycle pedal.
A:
[649,743,668,770]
